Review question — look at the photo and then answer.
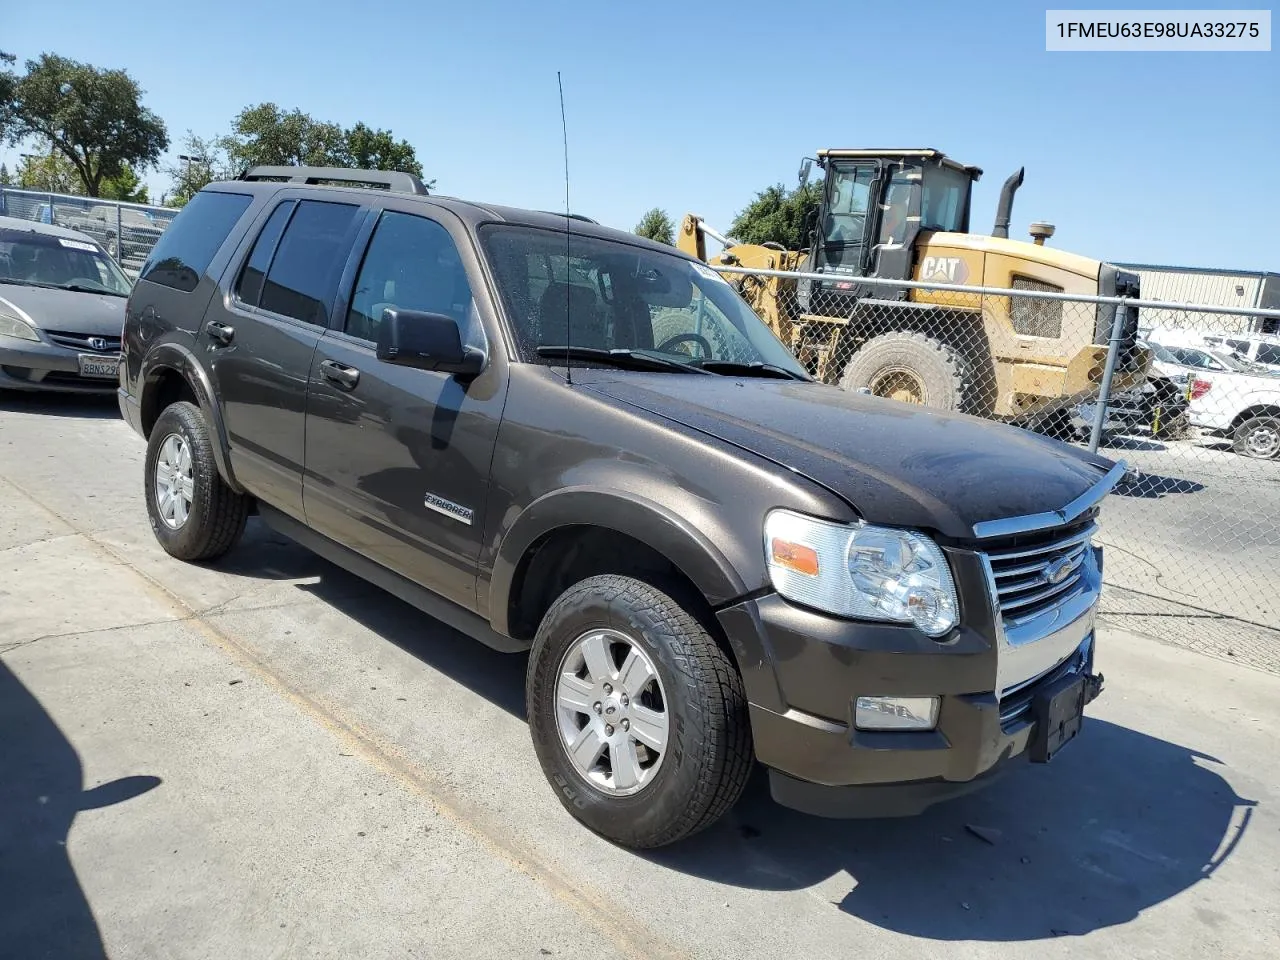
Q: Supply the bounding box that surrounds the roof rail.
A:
[537,210,598,224]
[237,165,430,196]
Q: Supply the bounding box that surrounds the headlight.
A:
[0,311,39,341]
[764,509,959,637]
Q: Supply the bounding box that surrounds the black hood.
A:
[582,374,1116,540]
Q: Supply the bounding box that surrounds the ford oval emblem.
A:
[1044,556,1073,585]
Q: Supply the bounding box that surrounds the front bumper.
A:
[719,571,1103,818]
[0,335,119,394]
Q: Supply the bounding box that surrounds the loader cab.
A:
[804,149,979,304]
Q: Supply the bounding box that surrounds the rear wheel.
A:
[839,332,971,412]
[1232,415,1280,459]
[144,401,250,560]
[526,575,752,849]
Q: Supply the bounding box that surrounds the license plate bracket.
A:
[1028,673,1086,763]
[77,353,120,379]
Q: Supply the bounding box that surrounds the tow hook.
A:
[1083,672,1105,705]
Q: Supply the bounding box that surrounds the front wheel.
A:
[526,575,752,849]
[1232,415,1280,459]
[839,332,971,412]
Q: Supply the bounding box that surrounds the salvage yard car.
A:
[1147,340,1280,459]
[118,166,1119,849]
[0,216,131,393]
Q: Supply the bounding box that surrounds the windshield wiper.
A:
[695,359,809,380]
[536,345,709,374]
[60,283,127,297]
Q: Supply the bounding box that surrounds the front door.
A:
[207,196,366,517]
[302,208,506,609]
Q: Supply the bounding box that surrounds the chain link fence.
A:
[699,264,1280,670]
[0,187,177,277]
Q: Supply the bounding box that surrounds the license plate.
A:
[77,354,120,379]
[1028,674,1086,763]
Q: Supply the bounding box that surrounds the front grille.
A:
[982,513,1098,627]
[1010,276,1064,338]
[44,330,122,353]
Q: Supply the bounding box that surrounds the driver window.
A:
[824,166,874,246]
[346,211,480,347]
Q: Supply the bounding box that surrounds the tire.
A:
[839,332,971,412]
[144,401,250,561]
[1232,415,1280,460]
[526,575,752,849]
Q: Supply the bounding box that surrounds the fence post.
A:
[1087,298,1132,452]
[48,193,57,225]
[115,204,123,264]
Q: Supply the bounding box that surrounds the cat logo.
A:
[919,256,969,285]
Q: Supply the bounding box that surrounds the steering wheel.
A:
[657,332,713,358]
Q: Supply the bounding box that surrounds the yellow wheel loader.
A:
[678,148,1150,421]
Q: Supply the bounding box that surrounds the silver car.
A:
[0,215,132,394]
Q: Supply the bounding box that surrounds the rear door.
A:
[302,205,507,609]
[205,196,366,518]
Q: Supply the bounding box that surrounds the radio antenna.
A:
[557,70,572,384]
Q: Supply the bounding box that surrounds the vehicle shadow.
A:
[650,719,1254,942]
[0,660,161,958]
[1113,471,1206,498]
[0,392,121,419]
[294,564,529,718]
[247,536,1254,943]
[1099,435,1168,452]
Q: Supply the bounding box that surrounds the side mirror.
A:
[376,308,484,377]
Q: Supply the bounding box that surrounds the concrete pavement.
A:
[1,394,1278,960]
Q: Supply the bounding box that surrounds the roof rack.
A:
[536,211,599,224]
[237,165,430,196]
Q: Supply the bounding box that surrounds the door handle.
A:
[319,359,360,390]
[205,320,235,345]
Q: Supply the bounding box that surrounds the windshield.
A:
[480,225,809,377]
[0,228,132,296]
[921,165,971,232]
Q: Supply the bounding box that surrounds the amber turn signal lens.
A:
[770,538,820,576]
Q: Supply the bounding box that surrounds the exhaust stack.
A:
[992,167,1025,239]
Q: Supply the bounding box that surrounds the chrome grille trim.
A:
[970,461,1126,538]
[45,330,122,353]
[985,521,1098,622]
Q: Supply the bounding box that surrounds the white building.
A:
[1115,263,1279,335]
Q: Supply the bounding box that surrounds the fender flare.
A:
[139,342,243,493]
[488,486,751,638]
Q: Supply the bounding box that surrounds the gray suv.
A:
[118,166,1118,849]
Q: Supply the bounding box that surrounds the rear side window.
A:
[235,201,294,306]
[258,200,361,326]
[139,191,252,292]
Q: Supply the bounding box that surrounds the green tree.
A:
[728,180,824,250]
[341,121,424,179]
[0,162,10,185]
[221,103,430,186]
[163,132,234,207]
[16,150,81,193]
[0,53,168,196]
[633,208,674,245]
[100,163,148,203]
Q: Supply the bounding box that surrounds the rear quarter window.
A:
[139,191,253,293]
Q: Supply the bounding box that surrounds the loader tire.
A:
[839,332,971,412]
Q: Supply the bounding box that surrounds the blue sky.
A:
[4,1,1277,270]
